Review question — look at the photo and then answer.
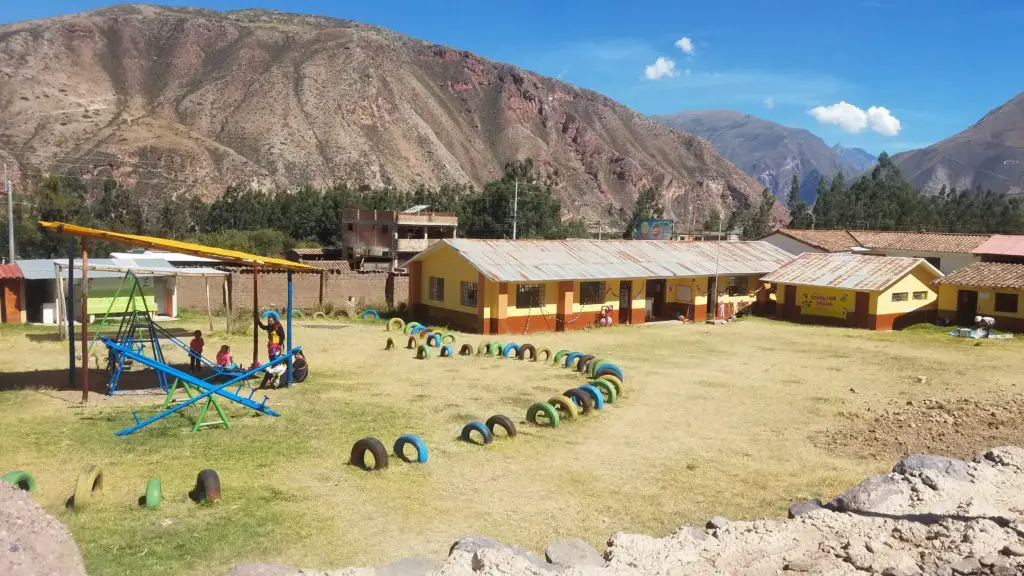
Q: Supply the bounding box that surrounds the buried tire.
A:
[406,337,418,350]
[501,343,520,359]
[578,384,605,410]
[71,464,104,510]
[393,434,428,464]
[360,309,379,320]
[426,333,442,348]
[404,322,422,335]
[1,470,36,492]
[385,337,396,351]
[351,437,389,471]
[459,344,475,356]
[441,334,457,346]
[536,348,553,362]
[526,402,560,427]
[590,379,618,404]
[191,469,221,503]
[548,396,579,420]
[388,318,406,332]
[596,374,624,397]
[517,343,537,361]
[594,363,625,382]
[576,354,595,373]
[563,352,583,369]
[562,388,594,415]
[416,345,431,360]
[144,478,161,509]
[460,420,493,445]
[552,349,570,366]
[292,355,310,383]
[440,345,454,358]
[485,414,517,438]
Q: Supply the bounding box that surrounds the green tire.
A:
[1,470,36,492]
[547,396,578,421]
[492,342,506,357]
[588,357,608,377]
[597,374,623,397]
[441,334,456,345]
[416,345,431,360]
[526,402,560,427]
[590,379,618,404]
[552,349,570,365]
[145,478,161,509]
[404,322,422,335]
[388,318,406,332]
[73,464,104,511]
[291,310,305,319]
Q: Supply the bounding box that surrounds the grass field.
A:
[1,315,1022,575]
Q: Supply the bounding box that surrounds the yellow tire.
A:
[547,396,579,421]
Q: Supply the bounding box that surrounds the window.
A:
[460,281,478,307]
[891,292,908,302]
[428,277,444,302]
[925,257,941,270]
[516,284,543,309]
[347,224,353,231]
[580,281,605,305]
[913,291,928,301]
[995,293,1019,314]
[726,276,749,296]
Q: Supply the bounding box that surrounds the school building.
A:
[761,252,942,330]
[406,238,794,334]
[934,262,1024,331]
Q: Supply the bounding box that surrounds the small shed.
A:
[0,263,24,324]
[934,262,1024,331]
[761,252,942,330]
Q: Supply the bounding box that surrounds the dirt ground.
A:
[0,317,1022,575]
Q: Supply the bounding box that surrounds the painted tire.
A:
[426,333,442,348]
[291,310,305,319]
[588,358,609,378]
[590,379,618,404]
[440,345,454,357]
[552,349,570,366]
[260,309,281,321]
[492,343,506,358]
[416,345,431,359]
[360,309,379,320]
[404,322,422,335]
[488,342,503,356]
[351,437,389,470]
[576,354,596,373]
[578,384,605,410]
[564,352,583,369]
[485,414,517,438]
[548,396,579,420]
[394,434,428,464]
[388,318,406,332]
[441,334,457,345]
[406,337,418,350]
[460,420,493,445]
[411,326,426,336]
[72,464,104,510]
[385,337,396,351]
[477,343,489,356]
[145,478,161,509]
[536,348,553,362]
[1,470,36,492]
[594,363,624,382]
[526,402,560,427]
[502,343,520,358]
[563,388,594,415]
[459,344,475,356]
[313,311,327,320]
[597,374,623,397]
[517,343,537,361]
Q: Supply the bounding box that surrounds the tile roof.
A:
[971,235,1024,257]
[934,262,1024,290]
[851,231,990,253]
[289,247,326,256]
[761,252,942,292]
[411,239,795,282]
[0,263,22,280]
[305,260,352,272]
[775,229,860,252]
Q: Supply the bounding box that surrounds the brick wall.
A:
[178,271,408,312]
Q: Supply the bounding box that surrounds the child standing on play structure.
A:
[256,313,286,360]
[188,330,205,373]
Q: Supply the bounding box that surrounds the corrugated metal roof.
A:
[18,259,126,280]
[0,263,22,280]
[852,231,990,253]
[410,239,795,282]
[934,262,1024,290]
[972,235,1024,257]
[761,252,942,292]
[775,229,860,252]
[16,258,226,280]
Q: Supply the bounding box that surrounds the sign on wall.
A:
[797,286,853,319]
[634,219,674,240]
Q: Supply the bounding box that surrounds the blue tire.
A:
[427,333,442,347]
[360,309,379,320]
[564,351,583,368]
[460,420,493,445]
[579,384,605,410]
[411,326,426,335]
[501,343,519,358]
[440,345,453,357]
[393,434,428,464]
[594,363,624,382]
[260,309,281,321]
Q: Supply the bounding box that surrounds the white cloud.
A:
[644,57,678,80]
[763,96,775,109]
[674,37,695,55]
[808,101,902,136]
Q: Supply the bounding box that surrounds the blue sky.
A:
[6,1,1024,154]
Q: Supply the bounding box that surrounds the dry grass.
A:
[1,316,1022,575]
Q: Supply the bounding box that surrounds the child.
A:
[188,330,205,373]
[215,345,237,371]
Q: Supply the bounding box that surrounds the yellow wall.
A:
[794,285,857,318]
[506,281,559,317]
[567,279,645,314]
[668,277,707,305]
[937,284,1024,318]
[419,244,481,313]
[871,266,938,315]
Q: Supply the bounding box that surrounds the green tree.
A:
[703,209,723,232]
[788,200,814,229]
[741,188,776,240]
[788,174,800,209]
[621,187,665,239]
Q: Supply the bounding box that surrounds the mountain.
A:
[892,92,1024,196]
[654,110,872,204]
[833,144,876,173]
[0,5,771,228]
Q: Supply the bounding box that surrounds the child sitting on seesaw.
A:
[216,345,238,371]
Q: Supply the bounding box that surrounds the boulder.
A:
[828,475,903,514]
[449,534,547,569]
[0,482,87,576]
[949,556,982,575]
[788,499,824,519]
[376,557,441,576]
[544,538,605,567]
[892,454,971,481]
[705,516,729,530]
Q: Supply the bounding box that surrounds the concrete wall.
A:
[177,271,407,312]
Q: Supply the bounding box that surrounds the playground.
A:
[3,310,1024,575]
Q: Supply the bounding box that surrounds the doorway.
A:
[957,289,979,326]
[645,279,666,320]
[618,280,632,324]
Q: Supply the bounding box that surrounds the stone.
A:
[892,454,972,481]
[788,499,824,519]
[882,568,916,576]
[866,539,887,554]
[706,516,729,530]
[784,560,814,571]
[828,475,903,514]
[949,556,982,575]
[449,535,547,569]
[978,554,999,567]
[544,538,605,567]
[917,376,928,384]
[1001,542,1024,557]
[376,557,441,576]
[993,565,1018,576]
[845,547,874,571]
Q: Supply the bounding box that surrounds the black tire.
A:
[385,337,396,351]
[292,356,309,383]
[517,343,537,361]
[485,414,518,438]
[351,437,389,471]
[191,469,221,502]
[563,388,594,415]
[406,337,418,350]
[459,344,475,356]
[576,354,595,373]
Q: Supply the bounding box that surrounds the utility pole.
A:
[4,163,12,262]
[512,178,519,240]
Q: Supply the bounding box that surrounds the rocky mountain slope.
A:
[0,4,771,226]
[833,144,877,174]
[655,110,874,204]
[893,92,1024,196]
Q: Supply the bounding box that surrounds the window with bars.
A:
[516,284,543,309]
[912,291,928,300]
[995,293,1019,313]
[580,281,605,305]
[428,277,444,302]
[460,281,478,307]
[891,292,908,302]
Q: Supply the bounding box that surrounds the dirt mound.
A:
[0,481,87,576]
[815,394,1024,461]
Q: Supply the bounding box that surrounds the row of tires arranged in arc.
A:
[349,414,517,471]
[522,349,625,428]
[1,466,222,510]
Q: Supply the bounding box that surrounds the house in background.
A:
[342,206,458,272]
[935,263,1024,331]
[762,229,862,255]
[972,235,1024,265]
[852,231,988,275]
[0,263,24,324]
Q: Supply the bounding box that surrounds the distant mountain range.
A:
[654,110,874,203]
[892,91,1024,196]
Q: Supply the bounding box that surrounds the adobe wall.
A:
[178,272,408,312]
